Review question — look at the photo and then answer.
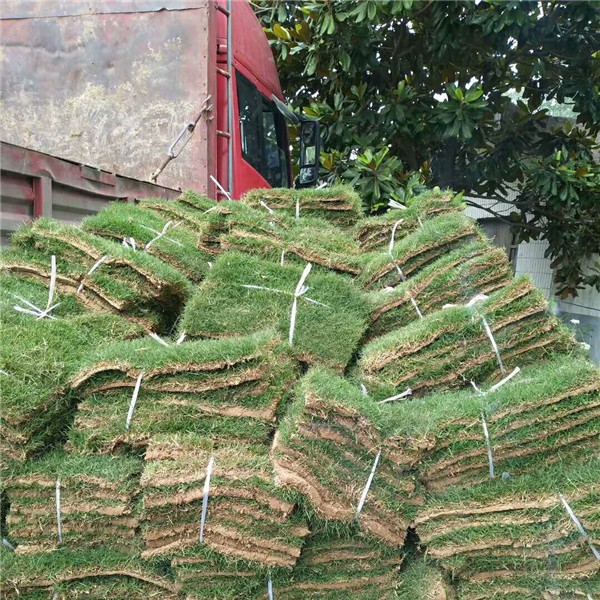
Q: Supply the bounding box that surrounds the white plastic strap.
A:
[481,316,505,374]
[417,216,424,228]
[388,220,404,255]
[470,380,484,395]
[77,255,108,294]
[122,237,137,251]
[143,221,183,249]
[295,198,300,219]
[488,367,520,393]
[259,200,275,214]
[377,388,413,404]
[199,456,215,543]
[148,332,169,347]
[481,414,495,479]
[2,538,15,552]
[208,262,213,269]
[280,250,285,266]
[56,478,63,543]
[356,450,381,518]
[176,332,186,345]
[388,200,407,210]
[559,493,600,560]
[360,383,368,397]
[209,175,232,201]
[12,256,62,320]
[125,372,144,430]
[410,297,424,319]
[267,576,274,600]
[289,263,312,346]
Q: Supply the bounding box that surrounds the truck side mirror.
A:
[298,120,320,188]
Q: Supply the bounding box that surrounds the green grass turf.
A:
[178,252,369,371]
[242,185,363,227]
[82,201,212,282]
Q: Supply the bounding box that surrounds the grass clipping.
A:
[68,331,297,453]
[359,277,576,397]
[140,433,308,566]
[179,252,369,371]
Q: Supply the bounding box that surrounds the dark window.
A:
[237,72,289,188]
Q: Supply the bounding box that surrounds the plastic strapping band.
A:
[259,200,275,214]
[360,383,368,397]
[289,263,312,346]
[122,237,137,251]
[559,493,600,560]
[356,450,381,518]
[481,414,495,479]
[2,538,15,552]
[143,221,183,249]
[481,316,505,374]
[378,388,413,404]
[417,216,424,228]
[295,198,300,219]
[388,220,404,255]
[47,255,57,311]
[12,256,62,319]
[77,255,108,294]
[488,367,520,393]
[280,250,285,266]
[56,478,63,543]
[209,175,232,201]
[267,575,274,600]
[148,332,169,347]
[176,332,186,345]
[388,200,407,210]
[199,456,215,543]
[125,372,144,430]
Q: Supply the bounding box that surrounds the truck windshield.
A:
[237,72,289,188]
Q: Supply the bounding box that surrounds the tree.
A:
[254,0,600,296]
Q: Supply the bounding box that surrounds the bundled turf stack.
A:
[220,213,363,276]
[357,212,485,291]
[272,529,402,599]
[272,368,422,547]
[179,252,369,371]
[365,241,513,341]
[414,458,600,592]
[4,218,191,331]
[170,546,268,599]
[141,434,308,567]
[242,185,363,228]
[82,201,212,282]
[359,277,575,397]
[415,357,600,492]
[68,332,297,453]
[0,547,181,598]
[353,189,465,251]
[0,277,141,470]
[5,451,141,554]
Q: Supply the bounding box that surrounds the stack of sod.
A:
[272,368,422,547]
[81,201,212,282]
[364,241,513,341]
[192,200,291,256]
[414,458,600,585]
[140,434,309,566]
[353,189,465,252]
[358,277,576,397]
[67,332,297,453]
[5,451,141,554]
[242,185,363,228]
[170,547,270,599]
[412,357,600,492]
[0,546,180,598]
[357,212,485,291]
[178,252,369,371]
[455,570,599,599]
[139,196,215,236]
[271,529,402,599]
[0,277,142,470]
[5,218,191,332]
[220,214,364,276]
